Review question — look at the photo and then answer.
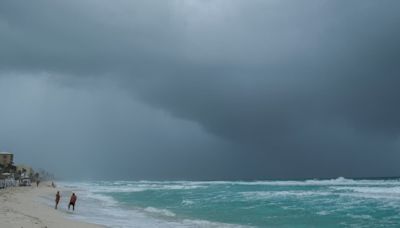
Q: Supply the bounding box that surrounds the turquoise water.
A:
[61,178,400,227]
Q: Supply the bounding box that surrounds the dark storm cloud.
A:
[0,75,236,180]
[0,0,400,179]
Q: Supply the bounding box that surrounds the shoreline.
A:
[0,182,104,228]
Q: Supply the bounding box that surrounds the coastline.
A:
[0,182,104,228]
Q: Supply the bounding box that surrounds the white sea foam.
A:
[144,207,176,217]
[181,219,252,228]
[160,177,400,187]
[333,186,400,194]
[329,186,400,201]
[240,177,400,186]
[241,190,331,200]
[85,192,119,206]
[182,199,195,206]
[58,180,400,228]
[316,210,330,216]
[65,182,206,193]
[60,185,248,227]
[346,214,373,220]
[62,178,400,193]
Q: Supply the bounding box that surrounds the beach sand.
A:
[0,182,103,228]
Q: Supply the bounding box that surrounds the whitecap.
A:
[144,207,176,217]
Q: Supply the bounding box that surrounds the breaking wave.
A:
[57,178,400,227]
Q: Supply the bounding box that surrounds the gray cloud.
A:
[0,0,400,179]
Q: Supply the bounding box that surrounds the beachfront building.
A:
[0,152,18,188]
[0,152,17,176]
[0,152,14,167]
[16,165,34,178]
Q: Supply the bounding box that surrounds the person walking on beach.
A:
[55,191,61,209]
[68,193,77,211]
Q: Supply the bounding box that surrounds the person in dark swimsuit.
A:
[55,191,61,209]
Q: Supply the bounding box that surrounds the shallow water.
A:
[60,178,400,227]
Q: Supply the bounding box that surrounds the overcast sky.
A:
[1,0,400,180]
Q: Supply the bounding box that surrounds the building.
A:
[16,165,34,178]
[0,152,13,167]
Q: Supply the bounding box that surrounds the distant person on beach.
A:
[51,181,56,188]
[55,191,61,209]
[36,180,40,187]
[68,193,77,211]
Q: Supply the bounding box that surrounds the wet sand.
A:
[0,182,104,228]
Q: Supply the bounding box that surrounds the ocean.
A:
[53,178,400,227]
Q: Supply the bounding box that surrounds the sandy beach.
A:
[0,183,103,228]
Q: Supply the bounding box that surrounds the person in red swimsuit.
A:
[68,193,77,211]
